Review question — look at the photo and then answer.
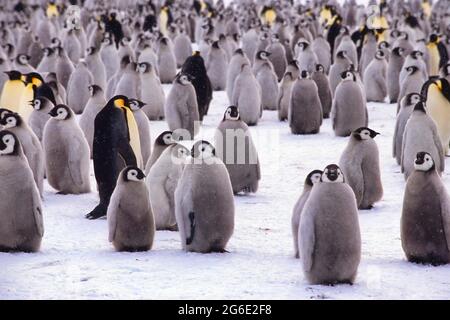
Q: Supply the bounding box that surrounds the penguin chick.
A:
[148,143,189,231]
[311,64,332,118]
[108,166,155,252]
[145,130,174,174]
[339,127,383,209]
[137,62,165,120]
[226,49,250,103]
[256,61,279,110]
[0,112,44,197]
[291,169,322,259]
[67,61,93,114]
[215,106,261,194]
[165,73,199,139]
[28,97,54,142]
[206,41,228,91]
[299,164,361,285]
[175,141,235,253]
[278,71,296,121]
[364,50,388,102]
[158,37,177,84]
[401,152,450,265]
[0,130,43,252]
[43,105,91,194]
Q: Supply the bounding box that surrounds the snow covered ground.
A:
[1,83,450,300]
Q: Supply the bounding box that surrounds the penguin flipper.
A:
[32,189,44,237]
[301,211,316,272]
[185,211,196,246]
[439,190,450,250]
[432,125,446,168]
[108,204,118,242]
[117,135,137,166]
[68,137,85,187]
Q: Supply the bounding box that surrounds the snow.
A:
[1,83,450,299]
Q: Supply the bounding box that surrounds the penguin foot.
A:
[85,206,107,220]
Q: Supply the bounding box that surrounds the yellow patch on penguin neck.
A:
[31,77,42,87]
[114,98,126,108]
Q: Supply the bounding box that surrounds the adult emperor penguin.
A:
[278,71,296,122]
[311,64,332,118]
[393,93,423,165]
[289,71,322,134]
[401,101,445,180]
[165,73,199,140]
[256,62,279,111]
[67,61,93,114]
[299,164,361,285]
[28,97,53,142]
[181,51,213,121]
[329,50,352,95]
[226,49,250,103]
[145,130,174,174]
[79,85,106,158]
[43,105,91,195]
[148,143,189,231]
[86,96,139,220]
[0,71,25,113]
[129,99,151,166]
[108,166,155,252]
[0,112,44,197]
[339,127,383,209]
[232,63,262,126]
[401,152,450,265]
[215,106,261,194]
[206,41,228,91]
[422,77,450,154]
[387,46,405,103]
[291,169,322,259]
[427,34,449,77]
[137,62,165,120]
[175,140,235,253]
[332,70,368,137]
[0,130,43,252]
[364,50,388,102]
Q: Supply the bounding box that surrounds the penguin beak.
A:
[327,170,338,181]
[48,109,57,117]
[137,171,146,180]
[415,157,425,165]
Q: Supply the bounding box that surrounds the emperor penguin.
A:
[399,50,428,86]
[312,35,331,74]
[364,50,388,102]
[114,61,140,100]
[329,50,353,95]
[37,47,57,74]
[173,28,193,68]
[256,62,279,111]
[157,37,177,84]
[267,34,287,81]
[401,152,450,265]
[289,71,323,135]
[232,63,262,126]
[335,29,358,67]
[0,71,25,113]
[291,169,323,259]
[393,93,423,165]
[87,96,140,220]
[85,46,107,92]
[79,84,106,158]
[148,143,189,231]
[401,101,445,180]
[108,166,155,252]
[206,41,228,91]
[332,70,368,137]
[174,141,235,253]
[226,48,250,103]
[311,64,332,118]
[67,61,93,114]
[427,34,448,77]
[387,46,406,103]
[100,36,120,80]
[145,131,174,174]
[339,127,383,209]
[359,30,378,76]
[181,51,213,121]
[278,71,296,121]
[299,164,361,285]
[43,105,91,195]
[252,50,273,76]
[13,54,35,74]
[0,130,43,252]
[0,111,44,197]
[215,106,261,194]
[28,97,54,142]
[295,39,319,73]
[55,46,75,90]
[129,99,151,166]
[422,77,450,155]
[398,65,427,110]
[137,62,165,120]
[165,73,199,140]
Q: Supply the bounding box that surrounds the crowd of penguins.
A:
[0,0,450,286]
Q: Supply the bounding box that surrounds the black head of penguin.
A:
[88,84,103,97]
[429,33,439,43]
[0,130,20,156]
[24,72,44,87]
[414,151,435,172]
[374,50,385,60]
[352,127,380,140]
[129,99,146,111]
[442,63,450,76]
[321,164,344,183]
[191,140,215,158]
[336,50,347,59]
[315,64,325,73]
[120,55,131,69]
[122,166,146,182]
[406,92,424,106]
[411,50,423,60]
[31,96,51,110]
[378,41,389,50]
[43,47,54,57]
[234,48,244,56]
[4,70,22,81]
[49,104,72,120]
[340,70,356,81]
[305,169,323,187]
[0,112,22,127]
[392,47,405,57]
[155,131,174,146]
[0,108,13,120]
[223,105,240,121]
[420,77,449,101]
[16,53,30,65]
[405,65,419,75]
[256,50,271,60]
[86,46,97,56]
[288,60,299,69]
[212,41,220,49]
